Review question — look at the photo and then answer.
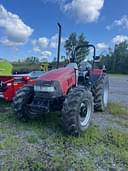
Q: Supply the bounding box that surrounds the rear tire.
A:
[12,85,34,121]
[61,87,93,136]
[93,75,109,112]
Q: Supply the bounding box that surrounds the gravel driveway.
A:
[109,74,128,107]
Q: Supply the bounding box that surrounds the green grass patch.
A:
[0,99,10,106]
[0,135,20,149]
[103,129,128,165]
[0,105,128,170]
[108,102,128,115]
[27,135,39,144]
[109,74,128,77]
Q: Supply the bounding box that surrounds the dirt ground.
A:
[109,74,128,107]
[0,74,128,171]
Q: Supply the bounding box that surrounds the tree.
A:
[24,56,39,64]
[100,41,128,74]
[64,32,89,64]
[114,41,128,73]
[77,33,89,63]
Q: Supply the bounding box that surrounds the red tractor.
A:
[12,24,109,136]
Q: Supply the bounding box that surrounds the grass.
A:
[108,102,128,115]
[0,99,10,106]
[27,135,39,144]
[0,100,128,170]
[109,73,128,77]
[0,135,20,149]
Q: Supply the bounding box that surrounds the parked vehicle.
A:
[12,23,109,136]
[28,71,44,78]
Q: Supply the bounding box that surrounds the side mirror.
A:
[94,56,101,62]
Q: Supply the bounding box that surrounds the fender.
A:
[89,69,106,85]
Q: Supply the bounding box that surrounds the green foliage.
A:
[64,32,89,63]
[12,56,41,73]
[24,56,39,64]
[100,41,128,74]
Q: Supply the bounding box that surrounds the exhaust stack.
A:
[57,23,62,69]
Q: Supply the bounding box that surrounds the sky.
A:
[0,0,128,61]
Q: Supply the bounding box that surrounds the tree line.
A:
[100,41,128,74]
[12,33,128,74]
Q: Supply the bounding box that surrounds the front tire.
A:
[12,85,34,121]
[61,87,93,136]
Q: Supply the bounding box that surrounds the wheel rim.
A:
[103,84,109,107]
[79,101,92,127]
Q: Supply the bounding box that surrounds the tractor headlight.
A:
[34,80,62,98]
[34,85,55,92]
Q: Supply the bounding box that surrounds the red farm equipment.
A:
[0,75,33,101]
[12,23,109,136]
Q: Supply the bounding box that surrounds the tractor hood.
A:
[36,67,76,95]
[38,67,74,81]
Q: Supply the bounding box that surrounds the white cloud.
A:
[40,50,52,62]
[114,16,128,28]
[32,37,49,50]
[38,37,49,48]
[50,34,58,48]
[50,34,66,48]
[112,35,128,45]
[32,46,41,53]
[0,4,33,47]
[32,34,66,61]
[32,38,52,61]
[96,42,108,49]
[33,34,66,51]
[46,0,104,23]
[64,0,104,23]
[0,39,24,46]
[33,34,66,54]
[41,51,52,58]
[106,15,128,30]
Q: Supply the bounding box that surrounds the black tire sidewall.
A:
[12,85,34,120]
[62,87,93,136]
[94,75,109,112]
